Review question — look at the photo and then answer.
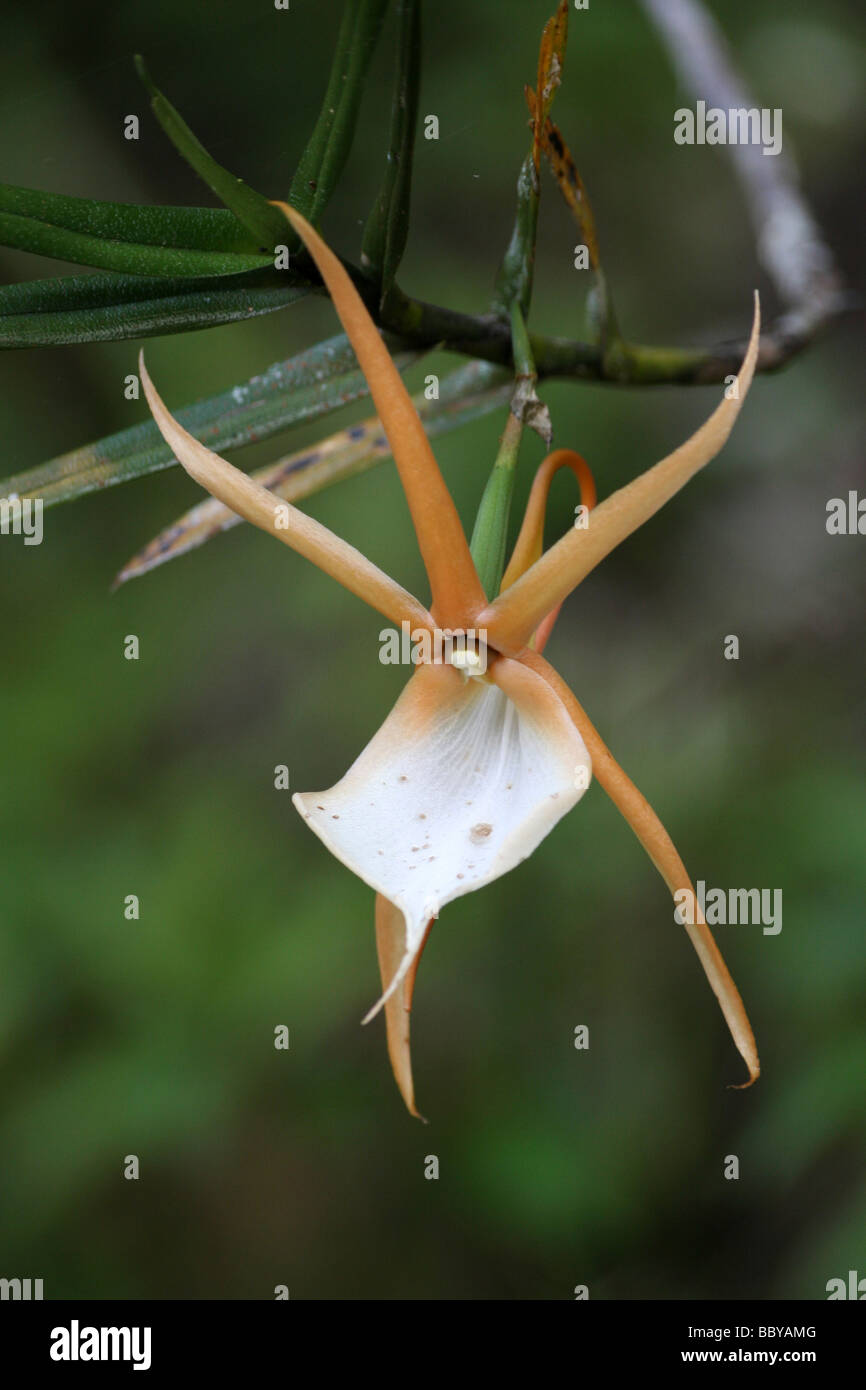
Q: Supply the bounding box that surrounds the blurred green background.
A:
[1,0,864,1299]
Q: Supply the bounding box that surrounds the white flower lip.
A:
[293,656,592,1021]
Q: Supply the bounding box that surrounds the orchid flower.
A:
[138,202,761,1117]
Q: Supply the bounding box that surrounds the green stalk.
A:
[469,412,523,598]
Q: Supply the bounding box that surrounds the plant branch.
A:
[640,0,845,362]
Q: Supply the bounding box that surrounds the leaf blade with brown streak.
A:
[115,360,511,587]
[533,1,569,174]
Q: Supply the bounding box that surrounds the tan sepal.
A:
[483,295,761,654]
[272,202,486,627]
[375,893,432,1120]
[521,649,760,1087]
[139,353,434,632]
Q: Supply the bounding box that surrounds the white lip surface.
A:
[293,656,592,1016]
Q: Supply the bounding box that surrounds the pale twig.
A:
[640,0,845,367]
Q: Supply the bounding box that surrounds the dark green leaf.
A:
[0,207,271,278]
[361,0,421,302]
[288,0,390,226]
[0,268,309,348]
[0,183,263,253]
[135,55,288,251]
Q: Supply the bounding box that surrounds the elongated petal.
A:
[501,448,597,652]
[483,295,761,653]
[375,893,432,1119]
[521,649,759,1086]
[274,202,487,624]
[293,656,591,1022]
[139,354,434,632]
[501,449,596,590]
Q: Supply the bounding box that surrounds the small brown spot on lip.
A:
[470,823,493,844]
[398,775,408,783]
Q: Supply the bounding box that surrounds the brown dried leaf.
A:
[533,0,569,172]
[526,99,601,271]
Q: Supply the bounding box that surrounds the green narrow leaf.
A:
[287,0,355,219]
[0,185,263,254]
[492,153,539,319]
[361,0,421,303]
[288,0,391,226]
[0,208,271,278]
[135,55,288,251]
[0,333,424,506]
[0,268,308,349]
[115,360,510,585]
